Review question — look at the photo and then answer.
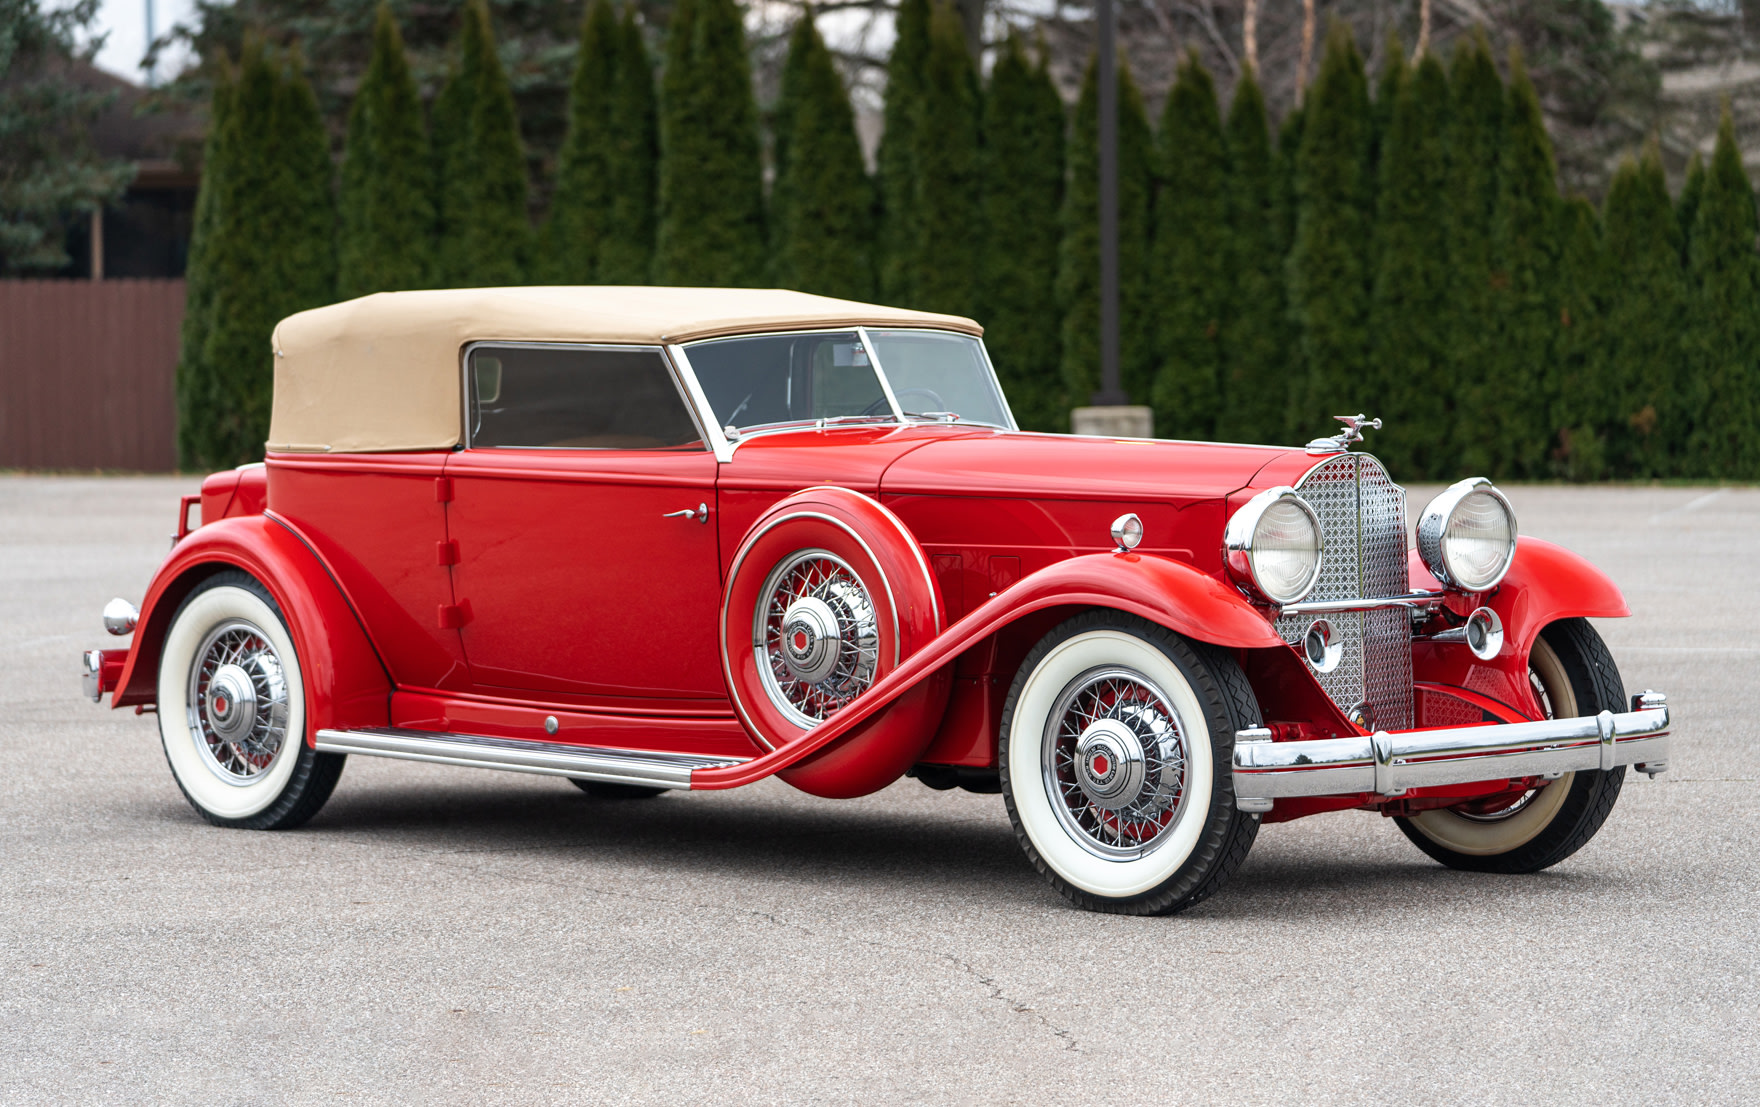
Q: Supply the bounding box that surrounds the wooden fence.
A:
[0,279,184,471]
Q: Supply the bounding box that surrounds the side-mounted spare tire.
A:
[720,487,950,798]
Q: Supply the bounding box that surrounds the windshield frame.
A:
[669,325,1015,460]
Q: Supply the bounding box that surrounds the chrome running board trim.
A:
[313,727,748,790]
[1232,691,1671,804]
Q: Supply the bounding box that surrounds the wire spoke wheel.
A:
[185,619,290,785]
[753,549,880,727]
[1042,667,1191,860]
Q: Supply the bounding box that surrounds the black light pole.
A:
[1091,0,1125,406]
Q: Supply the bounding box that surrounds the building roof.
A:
[266,286,983,453]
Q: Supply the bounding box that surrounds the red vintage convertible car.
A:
[84,287,1671,915]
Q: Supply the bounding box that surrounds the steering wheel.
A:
[893,387,946,412]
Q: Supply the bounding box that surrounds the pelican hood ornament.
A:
[1307,413,1383,454]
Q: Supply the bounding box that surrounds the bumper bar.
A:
[1233,691,1670,810]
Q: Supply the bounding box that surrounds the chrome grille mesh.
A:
[1273,454,1414,731]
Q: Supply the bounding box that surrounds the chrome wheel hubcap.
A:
[1043,667,1190,859]
[186,620,289,785]
[756,550,879,726]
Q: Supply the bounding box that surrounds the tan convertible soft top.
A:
[266,286,983,453]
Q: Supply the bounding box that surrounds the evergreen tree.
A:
[192,42,335,468]
[1266,103,1305,442]
[876,0,930,303]
[1600,148,1685,477]
[433,0,528,286]
[1550,196,1607,480]
[601,10,657,284]
[769,14,873,301]
[541,0,654,285]
[904,2,982,317]
[1443,33,1505,474]
[655,0,765,285]
[1367,51,1452,479]
[1471,50,1559,478]
[176,65,235,469]
[1676,152,1705,269]
[1286,21,1373,437]
[338,2,432,298]
[1152,52,1230,439]
[1213,67,1287,445]
[1058,56,1154,410]
[978,35,1065,430]
[1685,109,1760,479]
[542,0,620,283]
[1364,30,1404,264]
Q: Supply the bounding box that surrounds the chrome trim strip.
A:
[1232,695,1671,800]
[312,727,747,789]
[664,342,737,463]
[1277,591,1445,616]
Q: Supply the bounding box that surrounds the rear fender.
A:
[1409,536,1628,720]
[112,514,391,742]
[694,551,1282,788]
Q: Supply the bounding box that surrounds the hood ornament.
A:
[1306,414,1382,455]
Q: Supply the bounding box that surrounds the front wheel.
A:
[156,571,344,830]
[999,611,1262,915]
[1395,618,1626,873]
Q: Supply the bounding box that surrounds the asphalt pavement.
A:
[2,475,1756,1105]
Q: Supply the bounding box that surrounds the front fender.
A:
[692,551,1281,788]
[112,515,391,743]
[1409,536,1629,720]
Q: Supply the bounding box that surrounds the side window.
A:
[466,345,704,450]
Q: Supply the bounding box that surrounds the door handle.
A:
[663,503,709,524]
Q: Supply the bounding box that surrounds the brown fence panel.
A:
[0,279,184,471]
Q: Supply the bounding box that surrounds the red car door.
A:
[444,343,725,701]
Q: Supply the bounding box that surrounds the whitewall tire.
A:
[1000,611,1262,915]
[156,571,344,829]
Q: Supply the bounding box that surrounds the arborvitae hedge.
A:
[769,15,873,301]
[1600,148,1684,477]
[1058,56,1154,411]
[655,0,764,285]
[542,0,621,284]
[1367,51,1452,479]
[876,0,930,304]
[904,2,982,317]
[433,0,528,287]
[1152,53,1230,439]
[600,10,657,284]
[190,41,334,468]
[1286,21,1373,437]
[1685,109,1760,479]
[1676,152,1705,267]
[1213,68,1287,445]
[1477,51,1560,479]
[977,35,1064,431]
[1551,196,1606,480]
[176,63,233,470]
[1443,33,1504,469]
[338,3,432,298]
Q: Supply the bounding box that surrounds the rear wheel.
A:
[999,611,1262,915]
[1396,618,1626,873]
[156,571,344,830]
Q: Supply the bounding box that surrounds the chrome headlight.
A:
[1225,488,1323,605]
[1417,478,1517,592]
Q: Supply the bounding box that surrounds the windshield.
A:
[685,328,1014,434]
[687,331,891,432]
[865,330,1010,427]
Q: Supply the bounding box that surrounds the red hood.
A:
[878,429,1301,501]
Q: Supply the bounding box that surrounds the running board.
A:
[312,727,747,790]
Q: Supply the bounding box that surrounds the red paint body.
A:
[107,424,1630,815]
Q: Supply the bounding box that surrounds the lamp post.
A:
[1069,0,1153,437]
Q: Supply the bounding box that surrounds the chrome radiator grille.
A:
[1274,454,1414,730]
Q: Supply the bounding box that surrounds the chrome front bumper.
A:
[1232,691,1671,811]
